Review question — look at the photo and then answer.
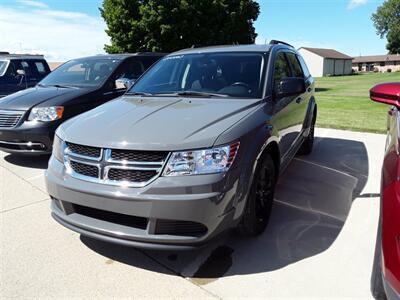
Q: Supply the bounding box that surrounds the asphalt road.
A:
[0,128,385,299]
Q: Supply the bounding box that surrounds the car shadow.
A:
[81,136,369,280]
[315,87,331,92]
[3,153,50,169]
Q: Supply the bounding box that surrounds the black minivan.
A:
[0,53,51,97]
[0,53,165,154]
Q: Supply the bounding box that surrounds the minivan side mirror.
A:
[275,77,306,98]
[370,83,400,107]
[115,78,135,90]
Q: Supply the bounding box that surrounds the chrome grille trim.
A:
[0,110,24,128]
[63,142,169,187]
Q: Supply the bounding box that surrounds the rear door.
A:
[296,54,315,132]
[286,52,310,136]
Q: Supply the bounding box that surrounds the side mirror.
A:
[370,83,400,107]
[115,78,135,90]
[275,77,306,98]
[16,69,25,76]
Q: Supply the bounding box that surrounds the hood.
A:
[0,86,92,111]
[59,96,261,151]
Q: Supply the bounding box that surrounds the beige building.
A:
[298,47,353,77]
[352,54,400,73]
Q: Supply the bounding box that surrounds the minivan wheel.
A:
[298,111,316,155]
[237,153,276,236]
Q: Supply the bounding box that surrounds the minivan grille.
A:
[69,161,99,178]
[66,142,101,159]
[0,110,23,128]
[107,169,157,183]
[64,142,169,187]
[111,149,168,162]
[155,220,208,237]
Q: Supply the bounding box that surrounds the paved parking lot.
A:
[0,128,385,299]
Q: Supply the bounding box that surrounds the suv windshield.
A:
[130,52,265,98]
[40,58,121,87]
[0,60,9,76]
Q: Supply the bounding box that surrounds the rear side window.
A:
[273,52,291,88]
[34,61,47,74]
[286,53,304,78]
[297,55,311,78]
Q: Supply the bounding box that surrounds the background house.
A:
[298,47,353,77]
[352,54,400,73]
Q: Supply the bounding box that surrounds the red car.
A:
[371,82,400,300]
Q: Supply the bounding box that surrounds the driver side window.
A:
[273,52,291,91]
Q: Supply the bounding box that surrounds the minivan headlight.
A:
[28,106,64,122]
[163,142,239,176]
[52,134,65,162]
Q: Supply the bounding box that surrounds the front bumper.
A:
[46,156,243,249]
[0,120,60,154]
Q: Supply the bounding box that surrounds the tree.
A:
[100,0,260,53]
[372,0,400,54]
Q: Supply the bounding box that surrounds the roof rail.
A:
[0,53,44,58]
[0,51,10,55]
[269,40,294,48]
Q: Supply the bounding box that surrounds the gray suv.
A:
[45,41,317,249]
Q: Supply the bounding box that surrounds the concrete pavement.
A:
[0,128,386,299]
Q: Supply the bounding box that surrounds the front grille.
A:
[67,142,101,158]
[64,142,169,187]
[72,203,148,230]
[0,110,23,128]
[69,161,99,178]
[111,149,168,162]
[107,169,157,182]
[155,220,208,237]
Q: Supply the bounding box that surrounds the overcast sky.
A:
[0,0,388,61]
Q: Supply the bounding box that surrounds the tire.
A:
[298,111,316,155]
[371,218,387,300]
[237,153,276,236]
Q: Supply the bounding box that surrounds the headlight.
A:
[28,106,64,122]
[52,134,65,162]
[163,142,239,176]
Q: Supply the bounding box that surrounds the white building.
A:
[298,47,353,77]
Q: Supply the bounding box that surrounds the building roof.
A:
[352,54,400,63]
[173,44,273,55]
[299,47,353,60]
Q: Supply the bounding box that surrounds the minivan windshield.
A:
[40,58,121,87]
[129,52,265,98]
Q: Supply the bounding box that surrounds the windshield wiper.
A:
[126,91,154,96]
[44,84,76,89]
[156,91,228,98]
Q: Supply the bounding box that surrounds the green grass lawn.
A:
[315,72,400,133]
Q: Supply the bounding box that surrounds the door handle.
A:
[296,97,302,104]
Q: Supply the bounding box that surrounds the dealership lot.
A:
[0,128,385,299]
